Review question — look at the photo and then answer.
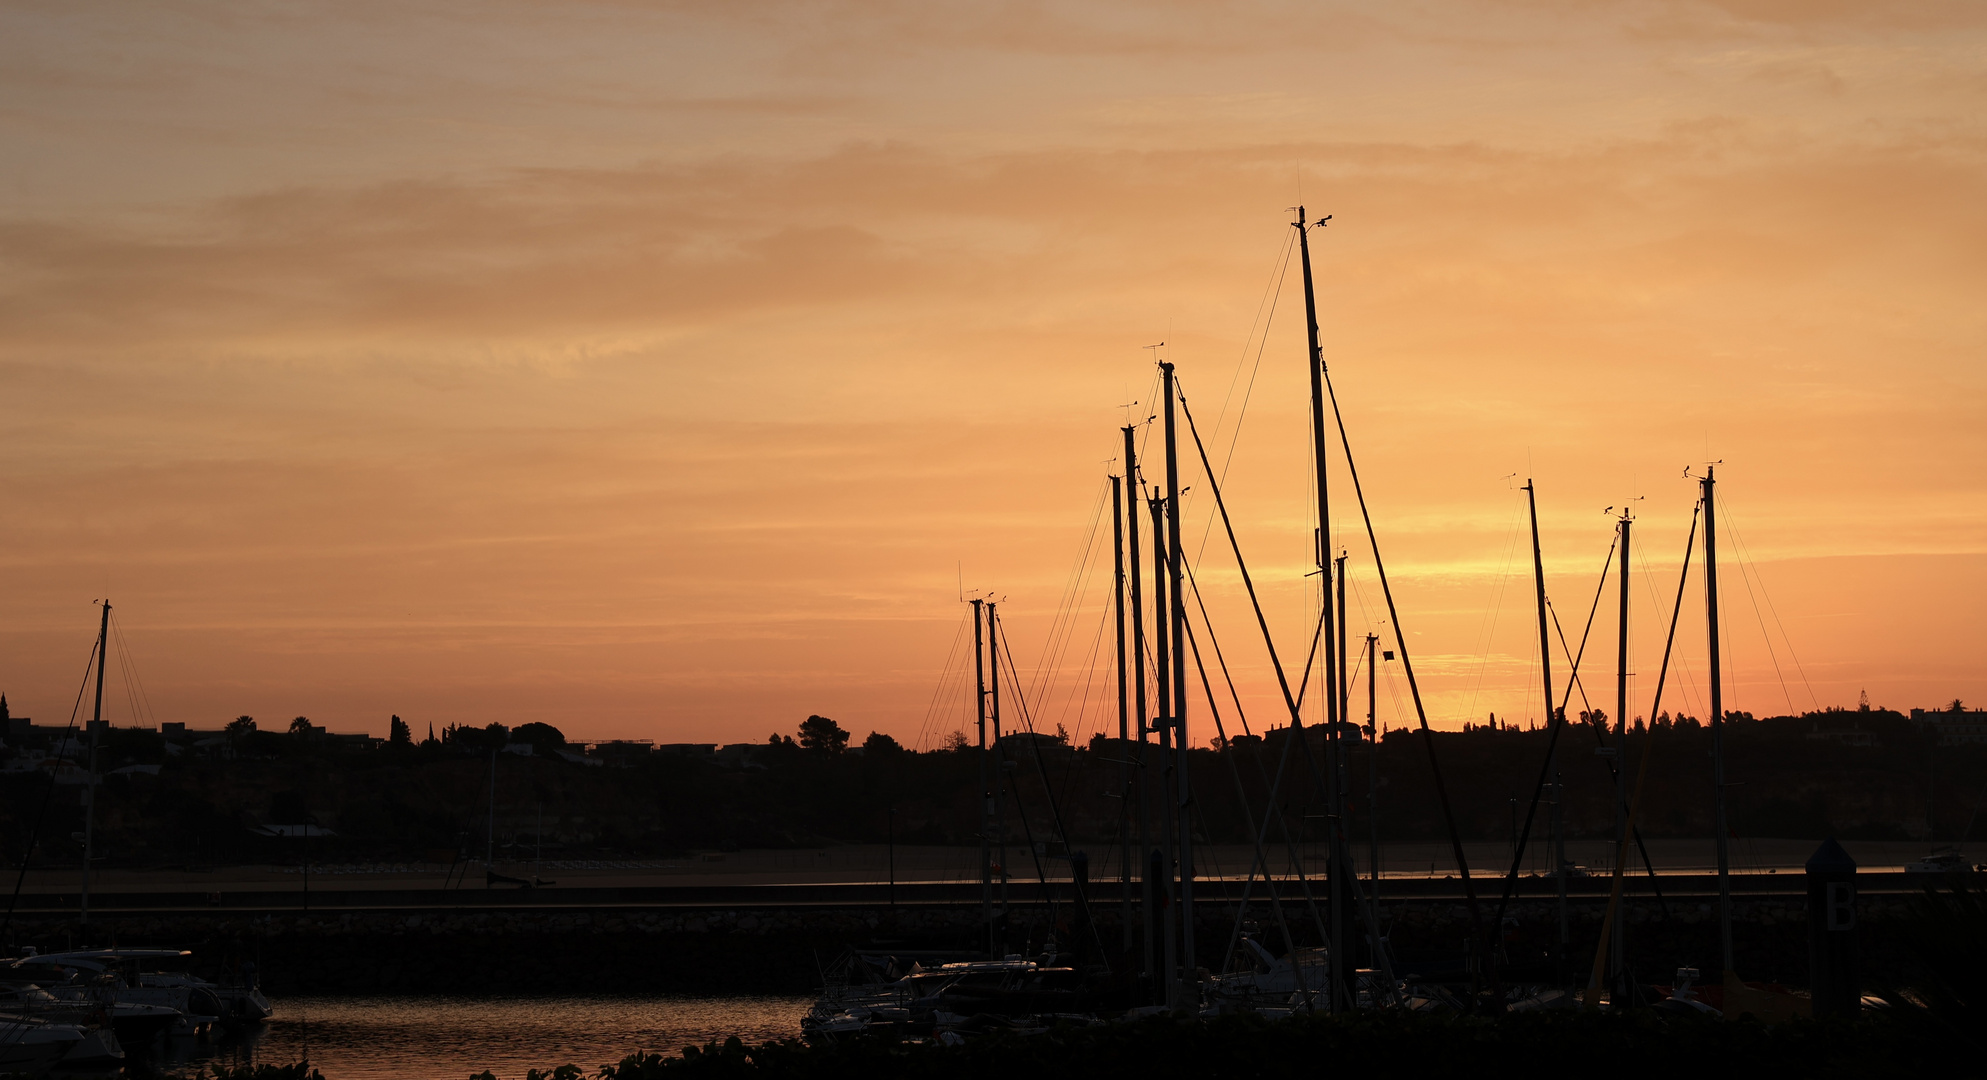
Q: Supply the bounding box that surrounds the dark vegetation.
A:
[467,1010,1958,1080]
[2,706,1981,867]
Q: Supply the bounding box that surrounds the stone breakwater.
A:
[0,894,1922,995]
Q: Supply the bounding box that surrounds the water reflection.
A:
[179,996,812,1080]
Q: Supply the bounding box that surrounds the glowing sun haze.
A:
[1,1,1982,745]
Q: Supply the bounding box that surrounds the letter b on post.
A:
[1825,881,1856,932]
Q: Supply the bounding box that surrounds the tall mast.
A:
[990,600,1008,955]
[1162,361,1195,1007]
[1524,481,1554,773]
[973,598,993,957]
[1125,426,1152,978]
[81,599,109,927]
[1704,467,1733,975]
[1295,205,1344,1008]
[1365,633,1380,899]
[1612,510,1631,997]
[1332,549,1349,1007]
[1338,553,1350,731]
[1148,494,1176,1003]
[1523,481,1557,986]
[1112,472,1133,955]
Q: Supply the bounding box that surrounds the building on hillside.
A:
[1911,708,1987,746]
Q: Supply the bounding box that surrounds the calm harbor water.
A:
[183,995,814,1080]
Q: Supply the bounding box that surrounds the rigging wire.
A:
[1320,364,1489,946]
[1172,382,1361,966]
[1016,478,1113,726]
[1194,227,1297,564]
[1457,490,1529,728]
[1634,518,1709,724]
[0,626,102,943]
[110,613,159,730]
[995,617,1113,963]
[1717,491,1822,714]
[913,608,973,752]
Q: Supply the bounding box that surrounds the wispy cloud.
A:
[0,1,1983,739]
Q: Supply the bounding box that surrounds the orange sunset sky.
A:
[1,1,1982,747]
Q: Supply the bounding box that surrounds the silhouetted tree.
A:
[1954,699,1967,713]
[512,722,566,754]
[389,715,411,746]
[798,715,850,755]
[288,716,313,737]
[862,731,903,757]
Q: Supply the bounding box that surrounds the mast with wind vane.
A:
[1160,360,1196,1008]
[1148,492,1176,1002]
[973,597,995,957]
[1124,426,1153,982]
[1111,471,1133,957]
[1611,506,1632,999]
[1293,205,1349,1010]
[1704,466,1733,976]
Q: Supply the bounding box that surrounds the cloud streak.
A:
[0,1,1982,742]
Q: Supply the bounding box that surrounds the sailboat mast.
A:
[1124,426,1152,978]
[1338,554,1349,729]
[81,599,109,927]
[1332,549,1349,1006]
[1148,493,1176,1003]
[1612,511,1631,995]
[1704,467,1733,974]
[990,601,1008,953]
[1162,361,1195,1005]
[1111,472,1133,954]
[1523,481,1559,985]
[973,598,993,957]
[1295,204,1345,1010]
[1365,633,1380,899]
[1524,482,1554,764]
